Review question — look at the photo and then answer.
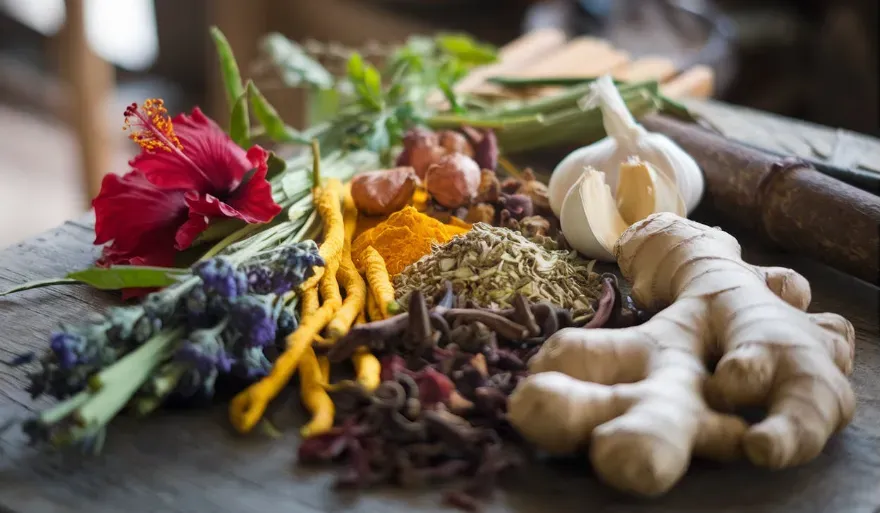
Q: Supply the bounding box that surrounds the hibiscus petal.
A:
[175,208,211,250]
[224,146,283,222]
[92,171,188,264]
[133,107,253,195]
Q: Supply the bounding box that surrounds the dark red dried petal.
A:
[415,367,455,405]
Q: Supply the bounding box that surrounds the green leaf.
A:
[363,65,382,101]
[260,33,334,89]
[66,266,190,290]
[210,27,246,110]
[229,88,250,148]
[346,53,365,82]
[307,88,341,126]
[0,278,79,297]
[265,152,286,181]
[247,82,308,144]
[367,115,391,152]
[436,33,497,65]
[439,80,463,114]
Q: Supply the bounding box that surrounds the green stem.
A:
[199,222,268,262]
[76,327,185,428]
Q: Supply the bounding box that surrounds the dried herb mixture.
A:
[394,224,602,321]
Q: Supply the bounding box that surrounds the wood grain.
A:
[0,213,877,513]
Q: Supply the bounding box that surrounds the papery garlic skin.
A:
[547,75,705,217]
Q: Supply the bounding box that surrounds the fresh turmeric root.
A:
[326,185,367,339]
[361,245,396,320]
[229,173,346,433]
[299,347,335,438]
[509,213,855,496]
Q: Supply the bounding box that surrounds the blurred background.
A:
[0,0,877,246]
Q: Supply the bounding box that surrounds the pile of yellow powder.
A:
[352,206,469,275]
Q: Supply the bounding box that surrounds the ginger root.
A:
[508,213,855,496]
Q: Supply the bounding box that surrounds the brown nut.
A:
[465,203,496,225]
[409,140,447,181]
[475,169,501,204]
[424,154,481,210]
[350,167,419,216]
[438,130,473,157]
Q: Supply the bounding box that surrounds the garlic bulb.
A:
[547,75,704,217]
[559,167,628,262]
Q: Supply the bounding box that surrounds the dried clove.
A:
[328,314,409,361]
[443,309,529,341]
[512,295,541,337]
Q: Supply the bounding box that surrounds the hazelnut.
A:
[350,167,419,216]
[424,154,481,209]
[438,130,473,157]
[409,139,447,181]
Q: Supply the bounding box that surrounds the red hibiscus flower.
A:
[92,99,281,267]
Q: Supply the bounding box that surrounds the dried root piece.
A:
[508,213,855,496]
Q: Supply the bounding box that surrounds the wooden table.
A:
[0,114,878,512]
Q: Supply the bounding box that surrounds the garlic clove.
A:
[560,168,629,262]
[616,157,686,225]
[548,139,618,218]
[635,133,704,213]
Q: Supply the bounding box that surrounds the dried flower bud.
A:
[473,129,498,171]
[519,216,551,238]
[351,167,419,216]
[475,169,500,204]
[465,203,495,224]
[425,154,481,209]
[438,130,473,157]
[500,177,522,194]
[519,169,551,213]
[500,193,534,220]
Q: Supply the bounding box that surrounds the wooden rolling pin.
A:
[643,114,880,285]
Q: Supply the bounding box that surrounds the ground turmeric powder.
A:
[352,206,468,275]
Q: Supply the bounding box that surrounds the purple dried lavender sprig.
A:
[195,257,248,299]
[174,329,233,375]
[245,241,324,295]
[229,296,278,347]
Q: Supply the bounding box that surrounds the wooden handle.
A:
[643,115,880,284]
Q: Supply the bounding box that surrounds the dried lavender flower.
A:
[230,296,278,347]
[195,257,248,299]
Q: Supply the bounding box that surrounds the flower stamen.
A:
[123,99,183,153]
[123,99,213,184]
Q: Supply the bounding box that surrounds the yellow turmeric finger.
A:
[299,347,335,438]
[300,178,345,292]
[362,245,396,320]
[352,347,381,392]
[326,258,366,340]
[229,300,338,434]
[356,310,367,325]
[326,186,367,340]
[318,355,331,382]
[301,286,320,317]
[366,289,383,322]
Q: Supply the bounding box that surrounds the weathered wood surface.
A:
[0,211,877,513]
